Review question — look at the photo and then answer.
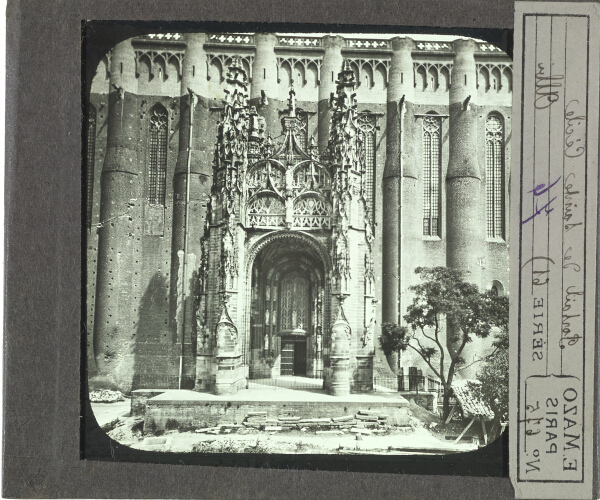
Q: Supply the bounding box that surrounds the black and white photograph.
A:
[84,29,511,457]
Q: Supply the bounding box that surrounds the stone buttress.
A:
[170,32,213,387]
[446,39,485,376]
[382,37,416,328]
[318,36,344,154]
[93,39,141,390]
[326,60,377,393]
[201,56,250,394]
[250,34,281,135]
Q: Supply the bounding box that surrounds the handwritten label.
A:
[511,4,598,500]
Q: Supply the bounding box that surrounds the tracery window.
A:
[86,105,97,229]
[292,161,330,191]
[247,162,285,197]
[357,113,376,213]
[279,272,310,331]
[293,197,330,229]
[486,114,505,239]
[247,195,286,227]
[422,114,441,236]
[148,105,168,205]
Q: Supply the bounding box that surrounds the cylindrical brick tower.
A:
[382,37,415,332]
[170,33,212,384]
[250,33,280,135]
[93,38,140,390]
[447,39,484,372]
[318,36,344,154]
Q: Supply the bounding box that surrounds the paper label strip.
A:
[510,3,599,499]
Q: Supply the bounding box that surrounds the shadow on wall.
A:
[131,271,175,391]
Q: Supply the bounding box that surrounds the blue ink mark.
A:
[522,197,557,224]
[522,176,561,224]
[528,176,561,197]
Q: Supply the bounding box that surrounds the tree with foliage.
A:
[379,267,508,421]
[379,323,405,374]
[468,329,509,441]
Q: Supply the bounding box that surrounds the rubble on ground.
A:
[89,389,125,403]
[238,410,391,433]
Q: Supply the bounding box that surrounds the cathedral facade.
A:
[85,32,512,395]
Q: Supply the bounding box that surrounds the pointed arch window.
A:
[148,105,168,205]
[486,113,505,239]
[86,105,97,229]
[358,112,377,214]
[422,114,441,236]
[279,271,310,332]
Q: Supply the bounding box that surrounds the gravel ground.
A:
[92,399,493,455]
[102,416,476,455]
[90,401,131,428]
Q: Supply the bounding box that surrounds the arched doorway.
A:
[279,270,310,375]
[246,233,328,380]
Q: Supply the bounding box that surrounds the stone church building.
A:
[85,32,512,395]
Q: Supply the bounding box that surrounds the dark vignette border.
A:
[81,20,511,476]
[4,0,524,495]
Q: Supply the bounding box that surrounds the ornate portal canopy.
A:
[197,56,378,394]
[244,91,333,230]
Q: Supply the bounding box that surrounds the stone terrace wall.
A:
[144,399,410,433]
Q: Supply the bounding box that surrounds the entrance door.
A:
[281,341,307,376]
[281,341,294,375]
[293,342,306,376]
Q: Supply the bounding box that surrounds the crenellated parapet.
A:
[91,34,513,101]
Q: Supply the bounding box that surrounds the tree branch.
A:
[432,315,448,386]
[421,330,437,346]
[456,354,487,373]
[448,336,469,386]
[456,334,503,374]
[434,314,445,376]
[406,341,442,382]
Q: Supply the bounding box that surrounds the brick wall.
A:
[131,389,167,416]
[86,36,511,393]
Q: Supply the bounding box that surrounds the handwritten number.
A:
[522,196,558,224]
